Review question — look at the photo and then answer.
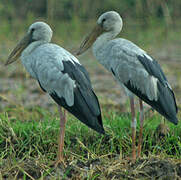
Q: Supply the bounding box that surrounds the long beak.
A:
[76,24,104,55]
[5,33,31,65]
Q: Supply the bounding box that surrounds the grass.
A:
[0,104,181,179]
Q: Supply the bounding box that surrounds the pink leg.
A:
[138,99,144,158]
[130,97,136,162]
[56,106,67,164]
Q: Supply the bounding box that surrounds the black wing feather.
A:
[125,55,178,124]
[49,60,104,134]
[138,55,167,84]
[125,80,178,124]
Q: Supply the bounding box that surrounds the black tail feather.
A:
[125,80,178,125]
[50,88,105,134]
[136,55,178,124]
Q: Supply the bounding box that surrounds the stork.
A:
[76,11,178,161]
[5,22,105,165]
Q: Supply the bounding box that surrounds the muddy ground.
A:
[1,156,181,179]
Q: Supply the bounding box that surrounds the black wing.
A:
[49,60,104,134]
[124,55,178,125]
[138,55,168,84]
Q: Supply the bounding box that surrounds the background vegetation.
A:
[0,0,181,179]
[1,0,181,41]
[1,0,181,22]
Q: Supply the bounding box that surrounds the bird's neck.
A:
[92,31,116,57]
[21,41,47,79]
[22,41,46,57]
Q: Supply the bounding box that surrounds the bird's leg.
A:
[130,97,136,162]
[55,106,67,166]
[138,99,144,158]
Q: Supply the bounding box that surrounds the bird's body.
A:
[92,38,150,97]
[92,37,178,124]
[21,42,104,133]
[77,11,178,161]
[5,22,104,165]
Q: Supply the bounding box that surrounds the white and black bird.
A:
[77,11,178,161]
[5,22,105,165]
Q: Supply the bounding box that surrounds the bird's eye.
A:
[102,18,106,23]
[31,28,35,33]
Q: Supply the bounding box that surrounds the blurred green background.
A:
[1,0,181,44]
[1,0,181,24]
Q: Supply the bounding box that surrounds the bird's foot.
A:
[125,155,136,163]
[50,157,66,168]
[131,157,136,163]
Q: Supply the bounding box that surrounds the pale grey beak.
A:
[76,24,104,55]
[5,33,31,65]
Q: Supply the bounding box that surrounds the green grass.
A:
[0,104,181,179]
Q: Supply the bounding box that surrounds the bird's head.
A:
[5,22,53,65]
[76,11,123,55]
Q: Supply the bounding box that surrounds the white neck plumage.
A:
[92,30,119,59]
[21,41,46,57]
